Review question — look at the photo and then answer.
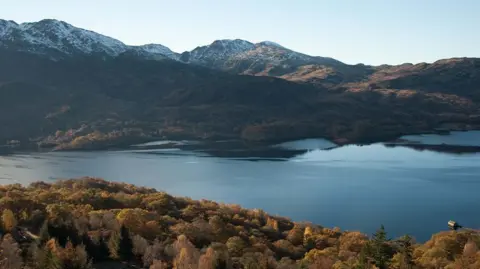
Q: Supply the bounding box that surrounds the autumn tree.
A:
[396,235,414,269]
[108,231,120,260]
[355,240,372,269]
[72,244,93,269]
[60,240,93,269]
[143,239,165,268]
[287,226,304,245]
[132,234,149,260]
[37,239,62,269]
[199,247,217,269]
[2,209,17,232]
[226,236,246,257]
[172,235,200,269]
[0,234,24,269]
[150,260,168,269]
[453,239,479,268]
[174,248,199,269]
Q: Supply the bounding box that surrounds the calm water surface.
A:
[1,132,480,241]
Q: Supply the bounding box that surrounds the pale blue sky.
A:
[1,0,478,65]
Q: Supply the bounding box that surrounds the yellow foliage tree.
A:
[2,209,17,232]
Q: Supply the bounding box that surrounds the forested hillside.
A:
[0,178,478,268]
[1,49,479,151]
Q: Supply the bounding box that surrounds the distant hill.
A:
[0,19,479,149]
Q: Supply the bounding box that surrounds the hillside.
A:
[0,177,478,269]
[1,19,480,150]
[1,49,480,150]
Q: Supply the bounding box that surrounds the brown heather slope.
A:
[0,177,479,269]
[0,49,479,150]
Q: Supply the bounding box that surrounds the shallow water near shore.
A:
[1,132,480,241]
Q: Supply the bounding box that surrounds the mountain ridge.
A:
[1,18,480,150]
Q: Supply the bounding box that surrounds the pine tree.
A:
[371,225,390,269]
[118,225,134,260]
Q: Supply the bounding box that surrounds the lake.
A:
[1,131,480,241]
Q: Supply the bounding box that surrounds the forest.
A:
[0,177,478,269]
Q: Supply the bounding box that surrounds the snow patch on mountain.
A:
[184,39,256,64]
[132,44,179,60]
[0,19,178,59]
[10,19,128,56]
[257,41,285,49]
[0,18,341,70]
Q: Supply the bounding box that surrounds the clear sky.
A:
[1,0,478,65]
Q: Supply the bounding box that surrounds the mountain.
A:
[0,19,370,86]
[0,19,178,60]
[178,39,371,87]
[0,18,479,150]
[362,58,480,101]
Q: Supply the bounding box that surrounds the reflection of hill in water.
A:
[128,133,480,160]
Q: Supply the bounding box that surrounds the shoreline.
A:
[4,129,480,156]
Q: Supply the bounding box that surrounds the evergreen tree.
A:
[119,225,134,260]
[82,233,109,262]
[97,237,111,261]
[371,225,390,269]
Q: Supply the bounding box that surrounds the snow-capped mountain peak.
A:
[257,41,285,49]
[0,19,18,38]
[0,18,343,77]
[0,19,178,60]
[18,19,127,56]
[180,39,256,64]
[208,39,255,51]
[132,43,178,59]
